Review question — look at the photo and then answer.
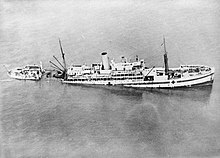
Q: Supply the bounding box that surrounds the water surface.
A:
[1,0,220,157]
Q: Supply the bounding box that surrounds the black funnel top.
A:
[101,52,107,55]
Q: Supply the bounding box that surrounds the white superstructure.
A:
[62,52,214,88]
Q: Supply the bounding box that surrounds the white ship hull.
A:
[124,71,214,88]
[62,67,214,89]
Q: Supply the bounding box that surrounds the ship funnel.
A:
[101,52,110,70]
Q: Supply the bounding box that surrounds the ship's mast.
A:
[59,39,67,79]
[163,36,169,75]
[59,39,67,70]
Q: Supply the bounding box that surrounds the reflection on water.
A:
[1,80,219,157]
[150,86,213,103]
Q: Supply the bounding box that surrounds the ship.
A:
[53,38,215,88]
[4,62,44,81]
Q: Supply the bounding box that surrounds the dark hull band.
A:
[176,73,214,83]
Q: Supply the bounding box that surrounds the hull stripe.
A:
[176,73,214,83]
[63,73,214,86]
[123,73,214,85]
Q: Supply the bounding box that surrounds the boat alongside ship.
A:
[61,38,215,88]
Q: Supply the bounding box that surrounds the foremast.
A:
[59,39,67,80]
[48,39,67,79]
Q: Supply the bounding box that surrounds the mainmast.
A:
[163,36,169,75]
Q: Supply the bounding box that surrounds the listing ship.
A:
[59,38,214,88]
[4,63,44,81]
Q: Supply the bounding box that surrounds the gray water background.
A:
[0,0,220,157]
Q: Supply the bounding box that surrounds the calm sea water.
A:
[1,0,220,157]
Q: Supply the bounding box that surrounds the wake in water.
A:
[0,79,14,82]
